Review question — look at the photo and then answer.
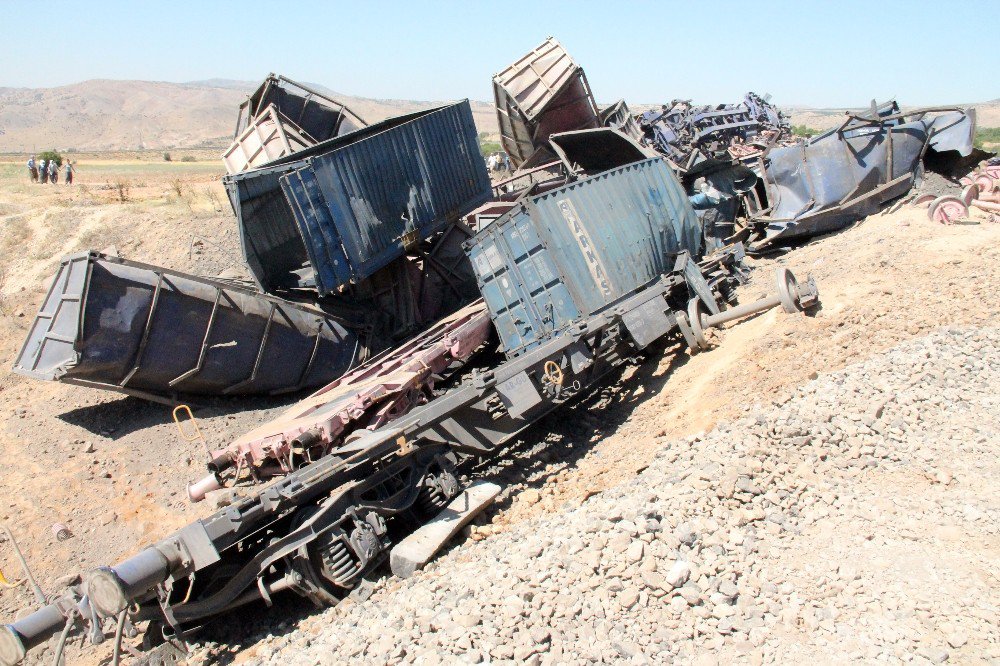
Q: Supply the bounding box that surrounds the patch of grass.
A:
[204,186,223,212]
[974,127,1000,150]
[792,125,821,138]
[479,132,502,157]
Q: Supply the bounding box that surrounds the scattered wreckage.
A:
[0,36,989,666]
[491,38,979,253]
[0,151,818,666]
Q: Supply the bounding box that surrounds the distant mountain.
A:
[0,78,499,153]
[0,78,995,153]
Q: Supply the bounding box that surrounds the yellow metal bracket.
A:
[173,404,211,457]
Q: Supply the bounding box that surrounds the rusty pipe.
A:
[971,199,1000,212]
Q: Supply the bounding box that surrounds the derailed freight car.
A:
[0,149,822,664]
[224,100,492,296]
[468,158,701,356]
[11,252,371,401]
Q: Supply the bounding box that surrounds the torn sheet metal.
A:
[599,99,642,141]
[467,157,700,357]
[12,252,373,401]
[493,37,600,168]
[752,105,977,247]
[225,101,492,296]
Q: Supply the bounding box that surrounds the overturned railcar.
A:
[12,253,371,401]
[493,37,600,168]
[233,74,366,144]
[0,144,828,665]
[223,105,318,175]
[224,101,492,296]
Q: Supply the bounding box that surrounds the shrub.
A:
[180,155,197,162]
[38,150,63,167]
[112,178,131,203]
[791,125,820,138]
[163,152,172,162]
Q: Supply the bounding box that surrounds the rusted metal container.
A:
[466,158,700,357]
[493,37,600,167]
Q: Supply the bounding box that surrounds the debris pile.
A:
[919,161,1000,223]
[1,36,993,666]
[637,92,791,172]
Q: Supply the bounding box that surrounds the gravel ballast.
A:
[231,327,999,665]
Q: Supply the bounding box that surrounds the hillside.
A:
[784,99,1000,131]
[0,78,500,153]
[0,78,997,154]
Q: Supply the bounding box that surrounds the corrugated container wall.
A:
[224,101,492,295]
[466,158,700,357]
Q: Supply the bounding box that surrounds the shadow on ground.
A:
[57,392,302,439]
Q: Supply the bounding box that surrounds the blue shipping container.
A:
[466,158,700,356]
[224,101,491,295]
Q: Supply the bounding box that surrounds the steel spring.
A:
[322,539,361,586]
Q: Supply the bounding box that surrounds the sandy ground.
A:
[0,158,997,663]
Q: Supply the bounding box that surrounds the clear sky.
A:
[0,0,991,107]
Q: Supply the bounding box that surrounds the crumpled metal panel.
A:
[599,100,642,141]
[467,158,700,356]
[12,252,371,400]
[756,106,977,245]
[928,109,977,155]
[493,37,600,167]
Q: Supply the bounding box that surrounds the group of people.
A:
[486,151,511,174]
[27,156,74,185]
